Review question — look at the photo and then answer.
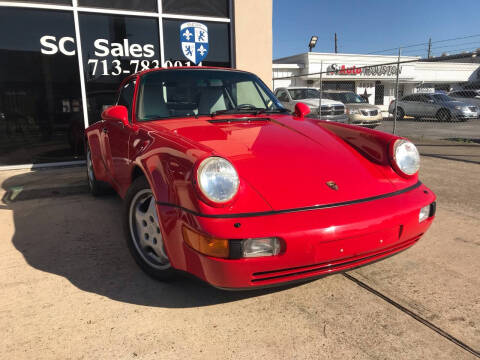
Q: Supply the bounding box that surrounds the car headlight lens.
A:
[197,157,239,203]
[243,238,281,257]
[454,105,462,110]
[348,109,360,115]
[392,139,420,176]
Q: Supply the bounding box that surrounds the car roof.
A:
[279,87,319,90]
[322,90,355,93]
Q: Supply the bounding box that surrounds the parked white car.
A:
[448,90,480,108]
[274,87,348,123]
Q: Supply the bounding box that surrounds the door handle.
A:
[102,127,108,134]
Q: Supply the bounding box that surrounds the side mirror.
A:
[102,105,129,127]
[294,102,310,118]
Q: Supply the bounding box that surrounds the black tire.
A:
[85,141,110,196]
[436,108,451,122]
[395,107,404,120]
[123,176,176,281]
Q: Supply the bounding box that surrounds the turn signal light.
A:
[182,226,229,258]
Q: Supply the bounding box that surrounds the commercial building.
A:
[273,52,480,113]
[0,0,272,168]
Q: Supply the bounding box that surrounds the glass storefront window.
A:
[78,13,160,125]
[163,0,229,18]
[2,1,72,4]
[0,7,84,165]
[78,0,157,12]
[163,19,230,68]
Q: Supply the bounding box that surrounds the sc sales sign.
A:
[40,35,155,58]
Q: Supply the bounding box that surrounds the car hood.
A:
[346,103,380,110]
[294,98,343,108]
[446,100,469,107]
[142,116,396,211]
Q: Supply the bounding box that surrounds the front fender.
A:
[313,120,419,188]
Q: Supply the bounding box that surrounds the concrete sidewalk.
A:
[0,166,87,203]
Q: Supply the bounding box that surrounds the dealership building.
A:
[273,52,480,113]
[0,0,272,168]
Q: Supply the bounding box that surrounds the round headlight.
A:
[196,157,239,203]
[393,139,420,176]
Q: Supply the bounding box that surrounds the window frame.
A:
[116,78,137,123]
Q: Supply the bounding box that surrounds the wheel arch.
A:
[436,107,451,120]
[128,161,170,204]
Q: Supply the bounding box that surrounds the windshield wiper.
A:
[210,107,288,117]
[140,113,198,121]
[257,108,290,114]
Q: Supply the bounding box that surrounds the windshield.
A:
[287,88,321,100]
[431,94,454,103]
[136,69,285,120]
[327,92,367,104]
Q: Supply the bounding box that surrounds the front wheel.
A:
[394,107,404,120]
[124,176,175,280]
[436,109,451,122]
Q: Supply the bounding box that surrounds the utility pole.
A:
[319,61,323,116]
[427,37,432,58]
[393,48,401,135]
[334,33,338,53]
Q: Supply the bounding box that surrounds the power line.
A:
[365,33,480,55]
[430,46,480,57]
[430,40,480,51]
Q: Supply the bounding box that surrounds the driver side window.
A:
[276,90,289,102]
[117,80,136,123]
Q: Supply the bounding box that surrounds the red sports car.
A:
[85,67,436,289]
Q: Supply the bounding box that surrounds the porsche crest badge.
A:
[326,181,338,191]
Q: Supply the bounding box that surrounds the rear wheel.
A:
[436,108,451,122]
[124,176,175,280]
[86,142,109,196]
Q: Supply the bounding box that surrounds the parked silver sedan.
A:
[323,90,382,128]
[389,93,479,122]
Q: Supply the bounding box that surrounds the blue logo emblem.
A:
[180,22,209,65]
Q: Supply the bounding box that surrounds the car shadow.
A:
[2,169,306,308]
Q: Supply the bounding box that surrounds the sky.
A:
[273,0,480,59]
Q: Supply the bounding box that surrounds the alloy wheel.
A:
[128,189,170,270]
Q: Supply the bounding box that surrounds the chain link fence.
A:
[272,55,480,161]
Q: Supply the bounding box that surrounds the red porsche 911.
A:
[85,67,436,289]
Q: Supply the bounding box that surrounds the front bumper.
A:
[159,183,436,289]
[456,111,479,119]
[349,113,383,127]
[307,113,349,123]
